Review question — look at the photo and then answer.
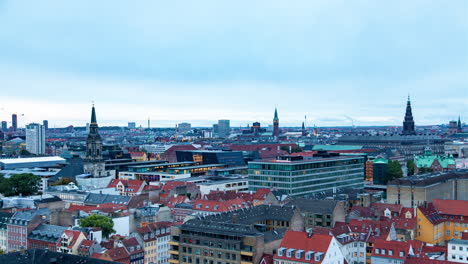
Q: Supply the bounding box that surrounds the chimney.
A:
[307,228,313,238]
[232,213,239,224]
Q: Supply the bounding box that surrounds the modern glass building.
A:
[248,156,365,197]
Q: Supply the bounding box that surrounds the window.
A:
[389,250,393,256]
[447,230,451,236]
[375,249,380,254]
[382,249,386,255]
[399,251,404,257]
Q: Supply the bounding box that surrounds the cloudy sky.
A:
[0,0,467,128]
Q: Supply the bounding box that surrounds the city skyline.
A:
[1,1,467,127]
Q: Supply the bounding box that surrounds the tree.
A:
[0,173,41,197]
[385,160,403,184]
[407,160,415,176]
[80,214,115,238]
[51,177,75,186]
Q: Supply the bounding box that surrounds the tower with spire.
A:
[273,108,280,138]
[83,104,106,177]
[458,116,463,133]
[301,122,306,137]
[402,96,416,135]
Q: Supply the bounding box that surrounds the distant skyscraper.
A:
[43,120,49,130]
[12,114,17,131]
[83,105,106,177]
[402,96,416,135]
[128,122,136,129]
[273,108,280,138]
[178,122,191,133]
[26,123,46,155]
[212,124,219,134]
[1,121,7,131]
[218,120,230,138]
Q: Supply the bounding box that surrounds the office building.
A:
[1,121,7,131]
[218,120,230,138]
[11,114,17,131]
[169,205,304,264]
[176,150,245,166]
[387,171,468,207]
[128,122,136,129]
[248,154,365,197]
[178,122,191,133]
[26,123,46,155]
[42,120,48,130]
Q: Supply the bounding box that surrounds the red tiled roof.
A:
[371,202,403,214]
[418,204,445,225]
[433,199,468,216]
[462,232,468,240]
[372,239,411,260]
[274,231,333,264]
[192,198,247,212]
[106,247,130,261]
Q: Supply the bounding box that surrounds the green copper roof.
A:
[414,154,455,169]
[312,145,363,151]
[373,158,388,164]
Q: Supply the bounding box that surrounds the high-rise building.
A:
[1,121,7,131]
[248,154,364,197]
[26,123,46,155]
[42,120,48,130]
[218,120,230,138]
[12,114,17,132]
[212,124,219,134]
[273,108,279,137]
[402,96,416,135]
[128,122,136,129]
[83,105,106,177]
[178,122,191,133]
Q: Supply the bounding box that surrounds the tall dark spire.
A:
[86,104,103,161]
[458,116,462,132]
[91,104,97,124]
[273,108,279,138]
[402,95,416,135]
[301,122,306,137]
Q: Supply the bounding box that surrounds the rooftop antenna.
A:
[148,117,150,130]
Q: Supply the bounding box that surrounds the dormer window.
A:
[381,249,386,255]
[399,251,404,257]
[305,251,314,260]
[286,249,295,258]
[196,204,202,209]
[375,249,380,254]
[295,250,304,259]
[315,252,323,262]
[278,248,286,257]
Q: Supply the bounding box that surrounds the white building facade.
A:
[26,123,46,155]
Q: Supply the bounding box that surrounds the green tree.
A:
[407,160,415,176]
[0,173,41,197]
[385,160,403,184]
[0,248,4,255]
[80,214,115,238]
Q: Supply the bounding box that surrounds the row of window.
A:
[375,248,405,257]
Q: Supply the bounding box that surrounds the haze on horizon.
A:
[0,1,467,128]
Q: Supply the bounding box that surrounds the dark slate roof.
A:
[181,205,297,237]
[286,199,338,214]
[264,228,287,243]
[28,224,68,243]
[0,212,14,229]
[208,204,297,224]
[388,171,468,187]
[84,193,131,205]
[0,249,118,264]
[48,156,84,182]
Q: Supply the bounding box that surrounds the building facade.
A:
[26,123,46,155]
[248,155,364,197]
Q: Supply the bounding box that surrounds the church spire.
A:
[458,116,462,132]
[273,108,279,138]
[402,95,416,135]
[91,104,97,124]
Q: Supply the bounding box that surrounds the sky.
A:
[0,0,467,128]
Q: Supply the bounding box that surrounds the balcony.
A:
[168,250,179,255]
[169,241,179,246]
[169,260,179,264]
[240,251,254,257]
[241,261,253,264]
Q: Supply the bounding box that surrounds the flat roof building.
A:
[248,155,364,197]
